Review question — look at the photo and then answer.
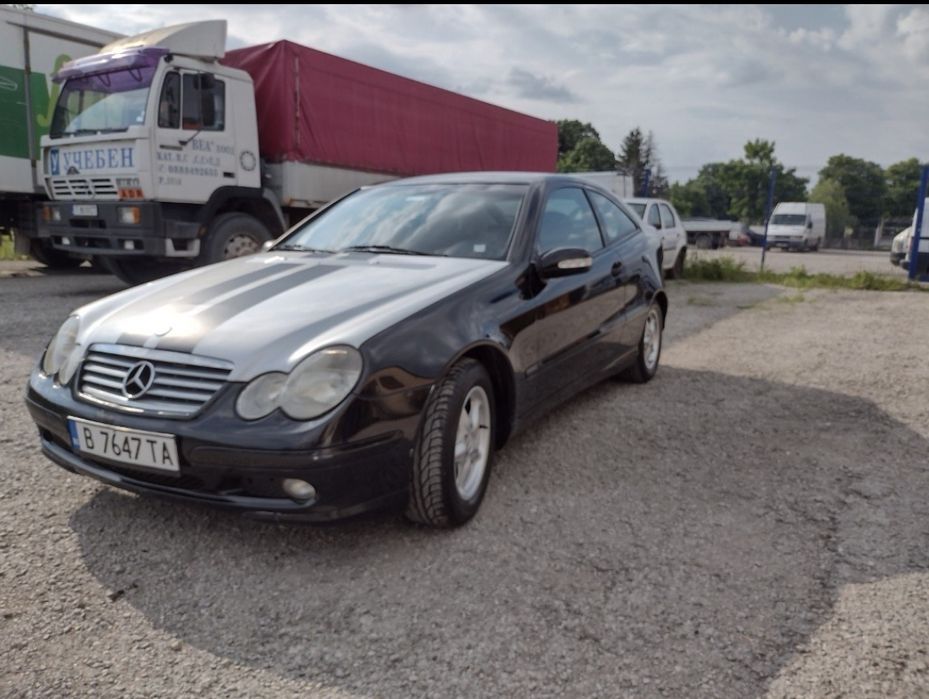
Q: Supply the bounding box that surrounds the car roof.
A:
[625,197,667,204]
[381,172,606,187]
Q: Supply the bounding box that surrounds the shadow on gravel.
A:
[68,367,929,698]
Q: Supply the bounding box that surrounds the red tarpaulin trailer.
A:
[222,40,557,176]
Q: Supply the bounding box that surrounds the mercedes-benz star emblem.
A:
[122,361,156,399]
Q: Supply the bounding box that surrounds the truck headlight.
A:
[42,205,62,222]
[235,346,363,421]
[42,315,81,383]
[118,206,141,225]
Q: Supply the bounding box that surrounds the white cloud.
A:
[36,4,929,183]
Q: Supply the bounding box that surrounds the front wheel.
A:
[406,359,495,528]
[621,303,663,384]
[197,213,271,266]
[29,240,83,270]
[100,257,190,285]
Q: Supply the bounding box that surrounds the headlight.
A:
[42,315,81,382]
[118,206,141,224]
[235,346,363,421]
[236,372,287,420]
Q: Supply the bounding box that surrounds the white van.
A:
[767,203,826,252]
[890,199,929,270]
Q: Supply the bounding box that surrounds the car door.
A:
[523,187,626,403]
[658,203,683,255]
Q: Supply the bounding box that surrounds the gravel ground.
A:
[695,247,906,276]
[1,266,928,698]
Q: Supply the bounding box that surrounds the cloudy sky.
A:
[40,4,929,183]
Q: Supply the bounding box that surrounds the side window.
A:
[659,204,676,229]
[537,188,604,254]
[588,191,640,243]
[181,74,225,131]
[158,72,180,129]
[647,204,661,228]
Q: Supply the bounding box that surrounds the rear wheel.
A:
[621,303,663,384]
[406,358,495,528]
[197,213,271,266]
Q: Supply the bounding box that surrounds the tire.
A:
[695,234,712,250]
[811,239,820,252]
[621,303,663,384]
[100,257,189,285]
[667,248,686,280]
[29,240,83,270]
[406,358,495,528]
[197,213,271,266]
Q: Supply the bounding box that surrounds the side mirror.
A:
[538,248,593,278]
[807,221,813,229]
[261,240,274,252]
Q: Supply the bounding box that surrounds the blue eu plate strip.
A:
[67,420,80,450]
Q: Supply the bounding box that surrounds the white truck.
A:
[30,20,557,284]
[766,202,826,252]
[570,171,636,199]
[679,218,735,250]
[0,6,119,267]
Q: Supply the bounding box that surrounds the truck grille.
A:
[49,177,119,200]
[77,344,234,418]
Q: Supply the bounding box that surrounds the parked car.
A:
[624,198,688,278]
[26,173,667,528]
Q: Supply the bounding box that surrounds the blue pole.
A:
[760,167,777,272]
[907,164,929,281]
[640,168,651,197]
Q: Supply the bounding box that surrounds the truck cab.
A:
[37,21,282,284]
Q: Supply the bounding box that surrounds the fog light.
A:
[282,478,316,502]
[123,240,137,250]
[118,206,141,225]
[60,236,71,245]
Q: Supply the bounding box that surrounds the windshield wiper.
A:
[273,244,334,253]
[341,245,446,257]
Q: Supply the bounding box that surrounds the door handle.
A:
[611,260,623,277]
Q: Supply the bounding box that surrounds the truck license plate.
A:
[72,204,98,216]
[68,417,179,472]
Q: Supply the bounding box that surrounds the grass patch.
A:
[684,256,924,292]
[0,233,28,261]
[775,292,806,304]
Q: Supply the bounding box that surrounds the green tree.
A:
[818,155,885,228]
[616,128,668,196]
[556,120,601,157]
[809,177,851,239]
[883,158,922,219]
[716,140,807,223]
[669,180,709,218]
[557,136,616,172]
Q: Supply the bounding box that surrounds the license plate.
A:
[67,417,179,472]
[72,204,97,216]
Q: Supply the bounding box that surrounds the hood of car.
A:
[76,252,507,380]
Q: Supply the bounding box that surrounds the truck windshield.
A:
[771,214,807,226]
[277,184,528,260]
[50,67,157,137]
[627,203,646,218]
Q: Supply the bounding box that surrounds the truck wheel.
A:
[199,213,271,266]
[620,303,663,384]
[100,257,189,286]
[695,234,712,250]
[406,358,495,528]
[29,240,83,270]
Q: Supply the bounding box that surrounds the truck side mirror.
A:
[807,221,813,229]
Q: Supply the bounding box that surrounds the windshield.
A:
[50,67,156,137]
[627,203,646,218]
[771,214,807,226]
[278,184,528,260]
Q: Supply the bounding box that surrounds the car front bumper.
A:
[26,373,430,522]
